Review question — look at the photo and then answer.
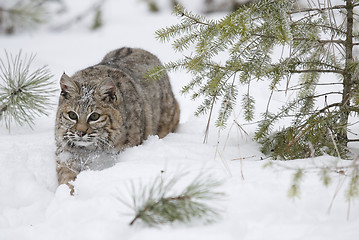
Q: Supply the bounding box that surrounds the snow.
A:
[0,0,359,239]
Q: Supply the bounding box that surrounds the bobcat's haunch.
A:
[55,48,180,192]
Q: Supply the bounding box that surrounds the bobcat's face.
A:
[60,106,110,149]
[56,73,121,151]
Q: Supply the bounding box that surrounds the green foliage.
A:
[242,93,255,122]
[258,112,348,160]
[288,169,304,199]
[346,163,359,201]
[32,0,107,32]
[153,0,359,159]
[118,171,225,226]
[91,6,103,30]
[319,168,332,187]
[152,1,294,127]
[0,51,56,129]
[142,0,160,13]
[264,158,359,202]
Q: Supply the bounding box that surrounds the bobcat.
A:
[55,47,180,193]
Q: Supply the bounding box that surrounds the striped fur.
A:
[55,48,180,193]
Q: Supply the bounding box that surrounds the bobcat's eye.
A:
[68,111,78,121]
[88,112,100,122]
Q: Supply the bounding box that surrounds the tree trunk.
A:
[339,0,354,146]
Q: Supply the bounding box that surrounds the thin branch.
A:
[283,120,318,154]
[313,92,342,98]
[277,90,342,98]
[290,23,346,35]
[290,69,344,74]
[268,160,359,172]
[279,82,343,91]
[314,82,343,86]
[176,7,212,27]
[289,3,359,14]
[293,38,345,45]
[328,128,341,159]
[203,91,217,144]
[318,102,342,114]
[253,33,346,45]
[289,61,344,72]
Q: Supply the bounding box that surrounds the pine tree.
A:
[151,0,359,159]
[0,51,56,129]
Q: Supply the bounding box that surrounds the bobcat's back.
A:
[98,47,180,142]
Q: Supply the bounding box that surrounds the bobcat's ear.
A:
[60,73,78,97]
[98,78,117,102]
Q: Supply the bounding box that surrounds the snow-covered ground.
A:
[0,1,358,239]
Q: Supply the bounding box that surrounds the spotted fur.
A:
[55,48,180,193]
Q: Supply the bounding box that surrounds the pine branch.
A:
[119,171,225,227]
[0,50,56,129]
[51,0,105,31]
[174,5,212,27]
[128,194,192,226]
[0,0,48,34]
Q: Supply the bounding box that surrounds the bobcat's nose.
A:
[76,120,88,137]
[77,131,86,137]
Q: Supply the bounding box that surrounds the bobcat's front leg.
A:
[56,160,79,195]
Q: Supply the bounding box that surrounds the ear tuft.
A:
[98,78,117,101]
[60,73,78,97]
